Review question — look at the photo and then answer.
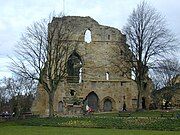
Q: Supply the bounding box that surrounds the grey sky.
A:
[0,0,180,78]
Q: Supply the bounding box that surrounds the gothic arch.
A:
[67,51,83,83]
[102,96,115,112]
[85,91,99,111]
[58,101,63,113]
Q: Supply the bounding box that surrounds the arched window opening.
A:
[67,51,83,83]
[84,29,92,43]
[131,68,135,80]
[106,72,109,80]
[79,67,83,83]
[120,50,123,55]
[108,35,110,40]
[70,89,75,96]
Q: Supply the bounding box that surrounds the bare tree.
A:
[0,76,37,115]
[123,1,176,110]
[10,14,72,117]
[152,58,180,89]
[0,79,7,113]
[1,77,37,97]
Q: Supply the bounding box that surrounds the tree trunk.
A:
[137,90,141,110]
[48,91,55,117]
[136,82,142,111]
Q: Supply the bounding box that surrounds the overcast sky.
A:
[0,0,180,78]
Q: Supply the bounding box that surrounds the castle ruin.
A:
[32,16,152,115]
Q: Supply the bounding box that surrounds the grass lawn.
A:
[0,126,179,135]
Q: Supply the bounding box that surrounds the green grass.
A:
[0,126,179,135]
[0,110,179,133]
[1,116,179,131]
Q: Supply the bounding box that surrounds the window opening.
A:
[79,66,82,83]
[67,51,82,83]
[121,82,123,86]
[70,89,75,96]
[120,50,123,55]
[108,35,110,40]
[121,82,126,86]
[106,72,109,80]
[131,68,135,80]
[84,29,92,43]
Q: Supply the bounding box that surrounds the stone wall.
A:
[32,16,152,115]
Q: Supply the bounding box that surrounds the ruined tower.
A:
[32,16,141,115]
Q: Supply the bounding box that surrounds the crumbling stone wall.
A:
[32,16,152,115]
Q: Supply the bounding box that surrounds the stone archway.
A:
[58,101,63,113]
[85,91,99,111]
[102,96,115,112]
[104,99,112,112]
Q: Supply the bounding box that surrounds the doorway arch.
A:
[58,101,63,113]
[85,91,99,111]
[104,99,112,112]
[102,96,115,112]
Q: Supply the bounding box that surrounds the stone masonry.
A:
[32,16,152,115]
